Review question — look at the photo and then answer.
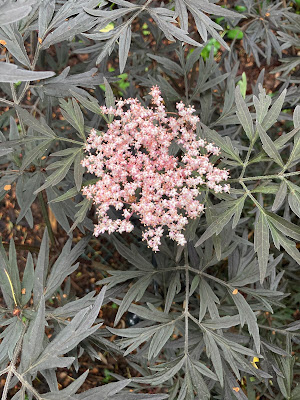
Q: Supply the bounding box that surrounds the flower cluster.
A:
[82,86,230,251]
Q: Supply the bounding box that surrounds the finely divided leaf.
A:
[75,379,131,399]
[288,191,300,218]
[293,105,300,128]
[112,237,154,271]
[266,211,300,241]
[229,289,260,352]
[196,196,246,246]
[235,86,254,140]
[272,180,287,212]
[119,25,132,73]
[15,106,57,138]
[261,89,286,131]
[0,1,35,25]
[20,297,45,371]
[203,331,224,387]
[39,0,55,38]
[254,211,270,283]
[257,123,284,167]
[33,230,49,306]
[148,324,174,359]
[0,63,55,83]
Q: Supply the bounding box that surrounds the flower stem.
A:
[184,246,189,356]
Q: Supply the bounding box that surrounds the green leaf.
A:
[34,152,77,194]
[70,90,103,116]
[293,105,300,128]
[189,274,200,296]
[15,106,57,138]
[16,173,42,227]
[20,139,53,172]
[114,274,153,325]
[103,77,115,122]
[148,54,183,75]
[0,240,14,308]
[277,233,300,264]
[45,236,90,300]
[285,134,300,169]
[0,319,23,363]
[21,253,34,306]
[37,288,105,364]
[60,98,85,142]
[190,358,217,381]
[0,63,55,83]
[135,357,185,385]
[8,238,21,304]
[229,289,260,352]
[202,124,243,164]
[148,324,174,359]
[253,86,271,123]
[74,150,85,191]
[69,198,92,233]
[33,229,49,306]
[237,72,247,98]
[165,272,181,313]
[75,379,133,400]
[272,180,287,211]
[199,278,220,322]
[254,212,270,283]
[49,186,79,203]
[20,297,45,371]
[257,123,284,167]
[274,126,300,150]
[0,1,35,26]
[261,89,286,131]
[227,28,243,40]
[252,183,279,194]
[235,86,253,140]
[188,358,211,400]
[199,72,230,94]
[112,237,154,272]
[288,191,300,218]
[232,196,246,229]
[196,196,246,246]
[38,0,55,38]
[101,270,145,290]
[291,384,300,400]
[119,24,131,73]
[203,331,224,387]
[266,211,300,241]
[205,198,221,260]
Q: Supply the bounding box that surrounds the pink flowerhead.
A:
[82,86,230,251]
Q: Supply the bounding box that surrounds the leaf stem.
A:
[258,324,300,337]
[0,98,14,106]
[59,137,84,146]
[240,181,265,213]
[13,368,43,400]
[239,132,258,179]
[228,170,300,183]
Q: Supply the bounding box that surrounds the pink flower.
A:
[82,86,230,251]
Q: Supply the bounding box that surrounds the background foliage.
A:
[0,0,299,399]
